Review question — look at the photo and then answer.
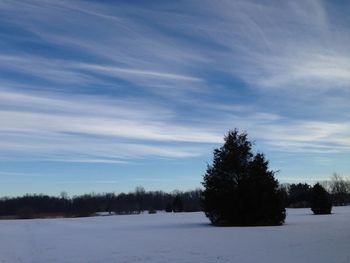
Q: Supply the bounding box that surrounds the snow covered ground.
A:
[0,207,349,263]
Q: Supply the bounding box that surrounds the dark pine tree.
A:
[287,183,312,208]
[202,129,286,226]
[311,183,332,215]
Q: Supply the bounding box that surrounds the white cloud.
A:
[0,90,220,162]
[0,0,350,165]
[75,63,201,82]
[3,0,350,96]
[1,89,350,162]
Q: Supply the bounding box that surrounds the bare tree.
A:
[330,173,348,206]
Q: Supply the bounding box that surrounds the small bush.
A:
[311,183,332,215]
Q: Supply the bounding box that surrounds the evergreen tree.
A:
[311,183,332,215]
[202,129,286,226]
[287,183,311,208]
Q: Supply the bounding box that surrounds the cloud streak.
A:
[0,90,221,162]
[1,89,349,164]
[0,0,349,177]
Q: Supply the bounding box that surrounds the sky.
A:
[0,0,349,196]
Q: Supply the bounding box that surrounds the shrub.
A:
[311,183,332,215]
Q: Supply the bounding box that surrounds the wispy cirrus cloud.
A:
[0,0,349,187]
[0,90,221,162]
[76,63,201,82]
[1,89,349,164]
[0,90,221,143]
[2,0,349,102]
[202,1,350,93]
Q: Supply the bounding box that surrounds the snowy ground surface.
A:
[0,207,349,263]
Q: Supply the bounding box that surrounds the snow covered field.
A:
[0,207,349,263]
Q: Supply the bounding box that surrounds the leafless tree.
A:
[330,173,349,206]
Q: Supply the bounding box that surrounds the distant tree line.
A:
[1,178,347,220]
[0,187,202,219]
[0,173,347,220]
[281,173,350,208]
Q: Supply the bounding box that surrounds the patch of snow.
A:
[94,212,115,216]
[0,207,349,263]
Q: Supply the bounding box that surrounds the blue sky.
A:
[0,0,349,196]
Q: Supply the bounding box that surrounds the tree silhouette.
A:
[202,129,285,226]
[311,183,332,215]
[287,183,311,208]
[0,189,202,218]
[329,173,348,206]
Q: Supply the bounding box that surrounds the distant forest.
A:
[0,187,202,219]
[280,174,350,208]
[0,174,349,219]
